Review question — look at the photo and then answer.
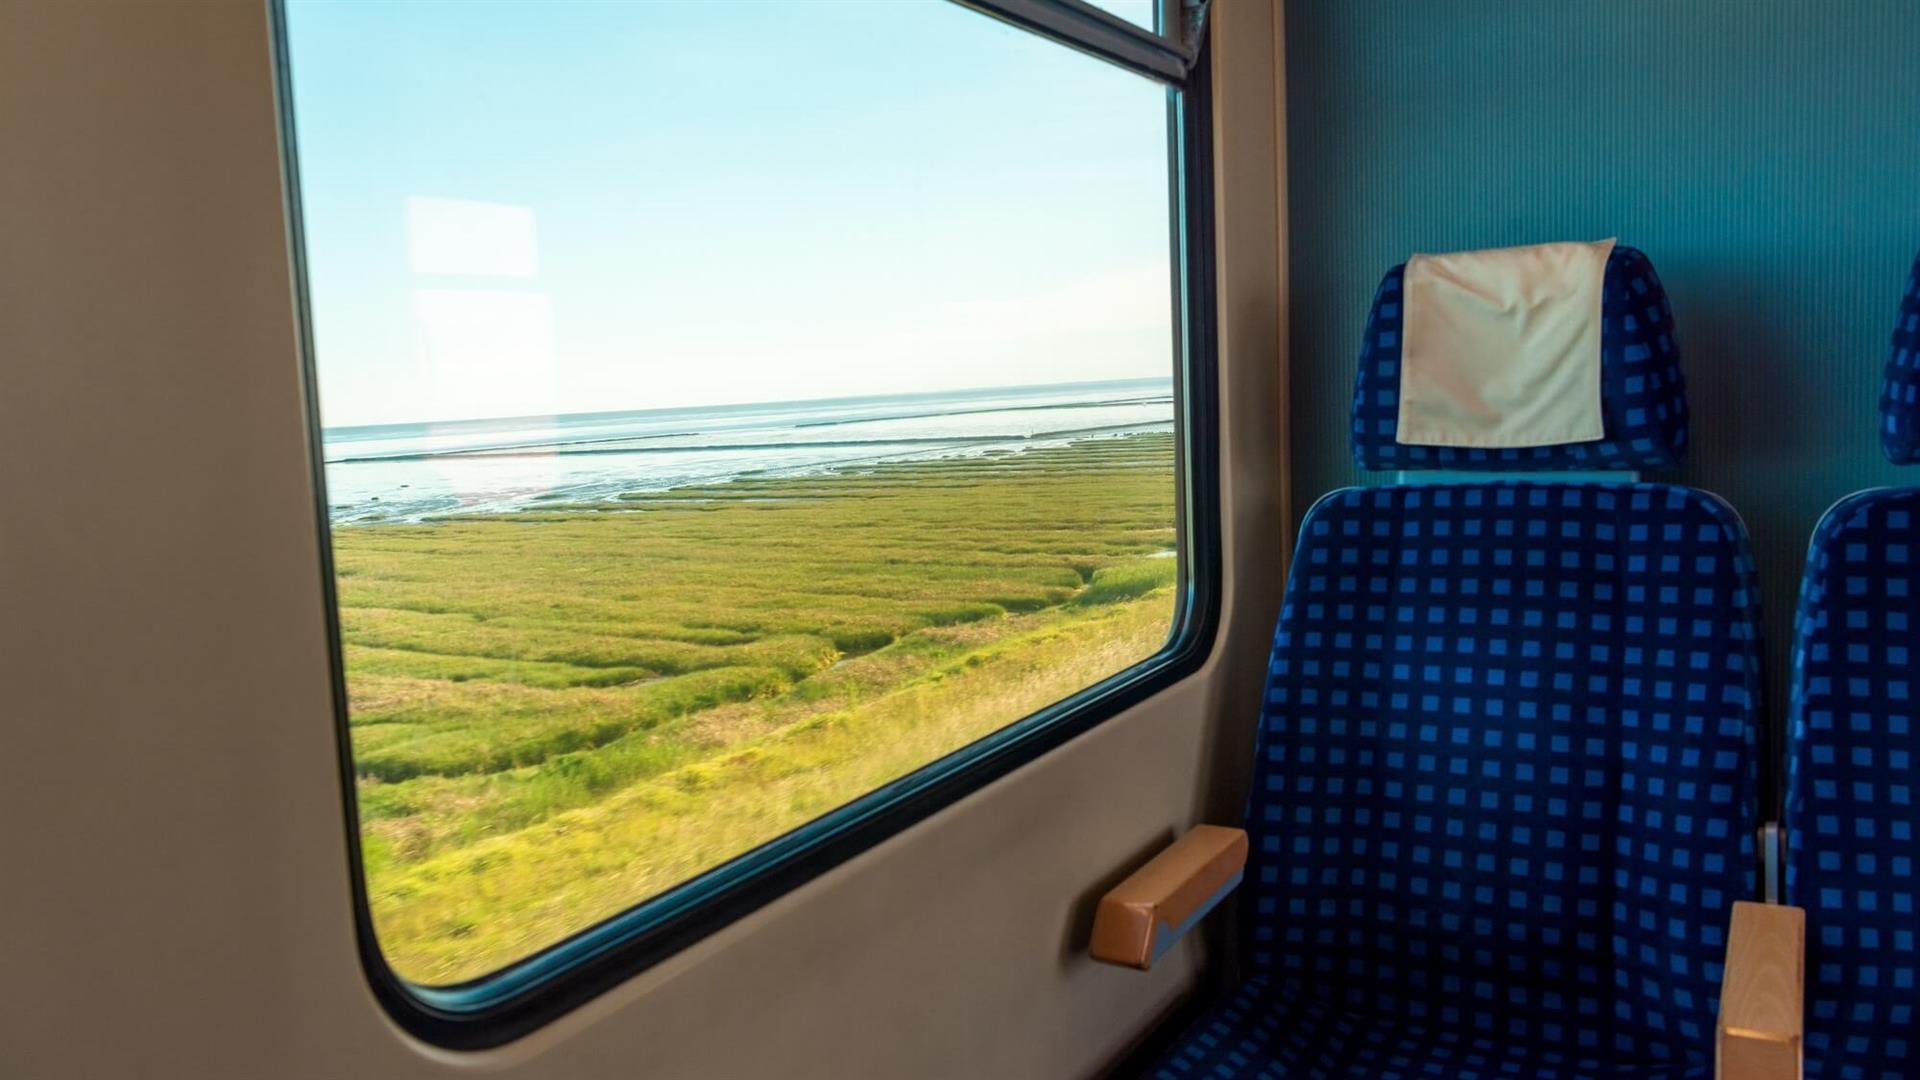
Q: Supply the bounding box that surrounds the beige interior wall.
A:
[0,2,1286,1077]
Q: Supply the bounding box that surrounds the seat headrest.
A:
[1882,250,1920,465]
[1351,245,1688,471]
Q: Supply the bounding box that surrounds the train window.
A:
[1087,0,1158,30]
[280,0,1214,1032]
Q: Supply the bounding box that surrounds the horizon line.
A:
[320,374,1174,436]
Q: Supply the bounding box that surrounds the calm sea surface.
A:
[321,378,1174,523]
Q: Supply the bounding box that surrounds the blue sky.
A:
[285,0,1171,427]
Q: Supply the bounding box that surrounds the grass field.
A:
[335,432,1178,985]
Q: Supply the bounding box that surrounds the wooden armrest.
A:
[1089,825,1247,971]
[1718,900,1806,1080]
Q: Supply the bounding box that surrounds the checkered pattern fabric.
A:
[1351,247,1689,472]
[1147,976,1712,1080]
[1149,482,1763,1079]
[1784,487,1920,1079]
[1882,251,1920,465]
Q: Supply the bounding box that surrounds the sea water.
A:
[320,378,1174,524]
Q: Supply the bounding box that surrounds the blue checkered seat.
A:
[1352,246,1689,473]
[1880,251,1920,465]
[1782,252,1920,1079]
[1148,248,1763,1079]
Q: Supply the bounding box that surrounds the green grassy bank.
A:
[335,432,1178,984]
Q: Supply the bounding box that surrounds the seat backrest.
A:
[1247,245,1762,1065]
[1254,484,1761,1060]
[1881,250,1920,465]
[1786,257,1920,1071]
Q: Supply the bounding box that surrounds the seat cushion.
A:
[1242,483,1762,1063]
[1146,976,1711,1080]
[1784,487,1920,1079]
[1352,246,1688,472]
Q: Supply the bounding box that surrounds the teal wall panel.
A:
[1284,0,1920,780]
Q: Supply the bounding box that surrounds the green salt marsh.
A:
[334,433,1178,984]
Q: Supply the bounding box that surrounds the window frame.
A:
[272,0,1221,1049]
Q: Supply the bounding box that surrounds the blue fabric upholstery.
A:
[1882,251,1920,465]
[1784,488,1920,1080]
[1149,482,1762,1079]
[1151,976,1711,1080]
[1351,247,1688,472]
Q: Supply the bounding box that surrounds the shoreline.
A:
[327,425,1174,526]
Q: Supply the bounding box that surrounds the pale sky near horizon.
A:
[284,0,1172,428]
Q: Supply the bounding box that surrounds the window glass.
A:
[286,0,1182,987]
[1086,0,1158,30]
